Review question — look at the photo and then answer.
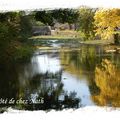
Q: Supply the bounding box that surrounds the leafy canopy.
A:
[78,7,96,40]
[94,8,120,40]
[35,9,79,26]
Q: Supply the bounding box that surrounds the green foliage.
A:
[78,7,96,40]
[19,15,32,42]
[35,10,54,26]
[35,21,45,26]
[52,9,79,24]
[14,45,33,62]
[0,12,33,63]
[35,9,79,26]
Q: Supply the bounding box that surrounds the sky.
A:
[0,0,120,11]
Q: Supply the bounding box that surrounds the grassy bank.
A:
[30,30,114,45]
[82,39,113,45]
[31,35,80,40]
[30,35,114,45]
[31,30,81,40]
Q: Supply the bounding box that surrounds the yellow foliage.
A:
[94,8,120,40]
[92,59,120,107]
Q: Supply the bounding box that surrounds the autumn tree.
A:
[94,8,120,44]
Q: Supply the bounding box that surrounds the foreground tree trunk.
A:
[114,33,119,45]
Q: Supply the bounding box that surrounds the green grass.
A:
[82,39,113,45]
[30,35,114,45]
[30,29,114,45]
[30,35,80,40]
[30,30,81,40]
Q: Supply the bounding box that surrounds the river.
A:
[0,39,120,111]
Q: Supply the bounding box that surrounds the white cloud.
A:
[0,0,120,11]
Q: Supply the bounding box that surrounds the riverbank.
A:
[30,35,113,45]
[82,39,113,45]
[31,30,80,40]
[31,35,80,40]
[30,36,120,54]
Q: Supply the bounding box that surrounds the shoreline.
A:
[30,35,113,45]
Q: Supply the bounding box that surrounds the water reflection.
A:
[0,52,81,111]
[0,63,19,108]
[20,53,82,110]
[92,59,120,107]
[60,46,102,76]
[59,46,104,106]
[1,42,120,111]
[22,71,80,110]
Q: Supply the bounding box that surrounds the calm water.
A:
[0,40,120,111]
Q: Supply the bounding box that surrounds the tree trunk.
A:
[114,33,119,44]
[69,24,73,30]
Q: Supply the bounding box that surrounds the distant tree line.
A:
[34,8,96,40]
[35,9,79,26]
[35,7,120,43]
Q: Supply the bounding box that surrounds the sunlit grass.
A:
[30,30,81,40]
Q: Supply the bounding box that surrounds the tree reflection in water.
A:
[60,45,102,78]
[0,64,19,99]
[21,71,80,110]
[92,59,120,107]
[2,44,120,111]
[0,66,80,111]
[0,63,20,113]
